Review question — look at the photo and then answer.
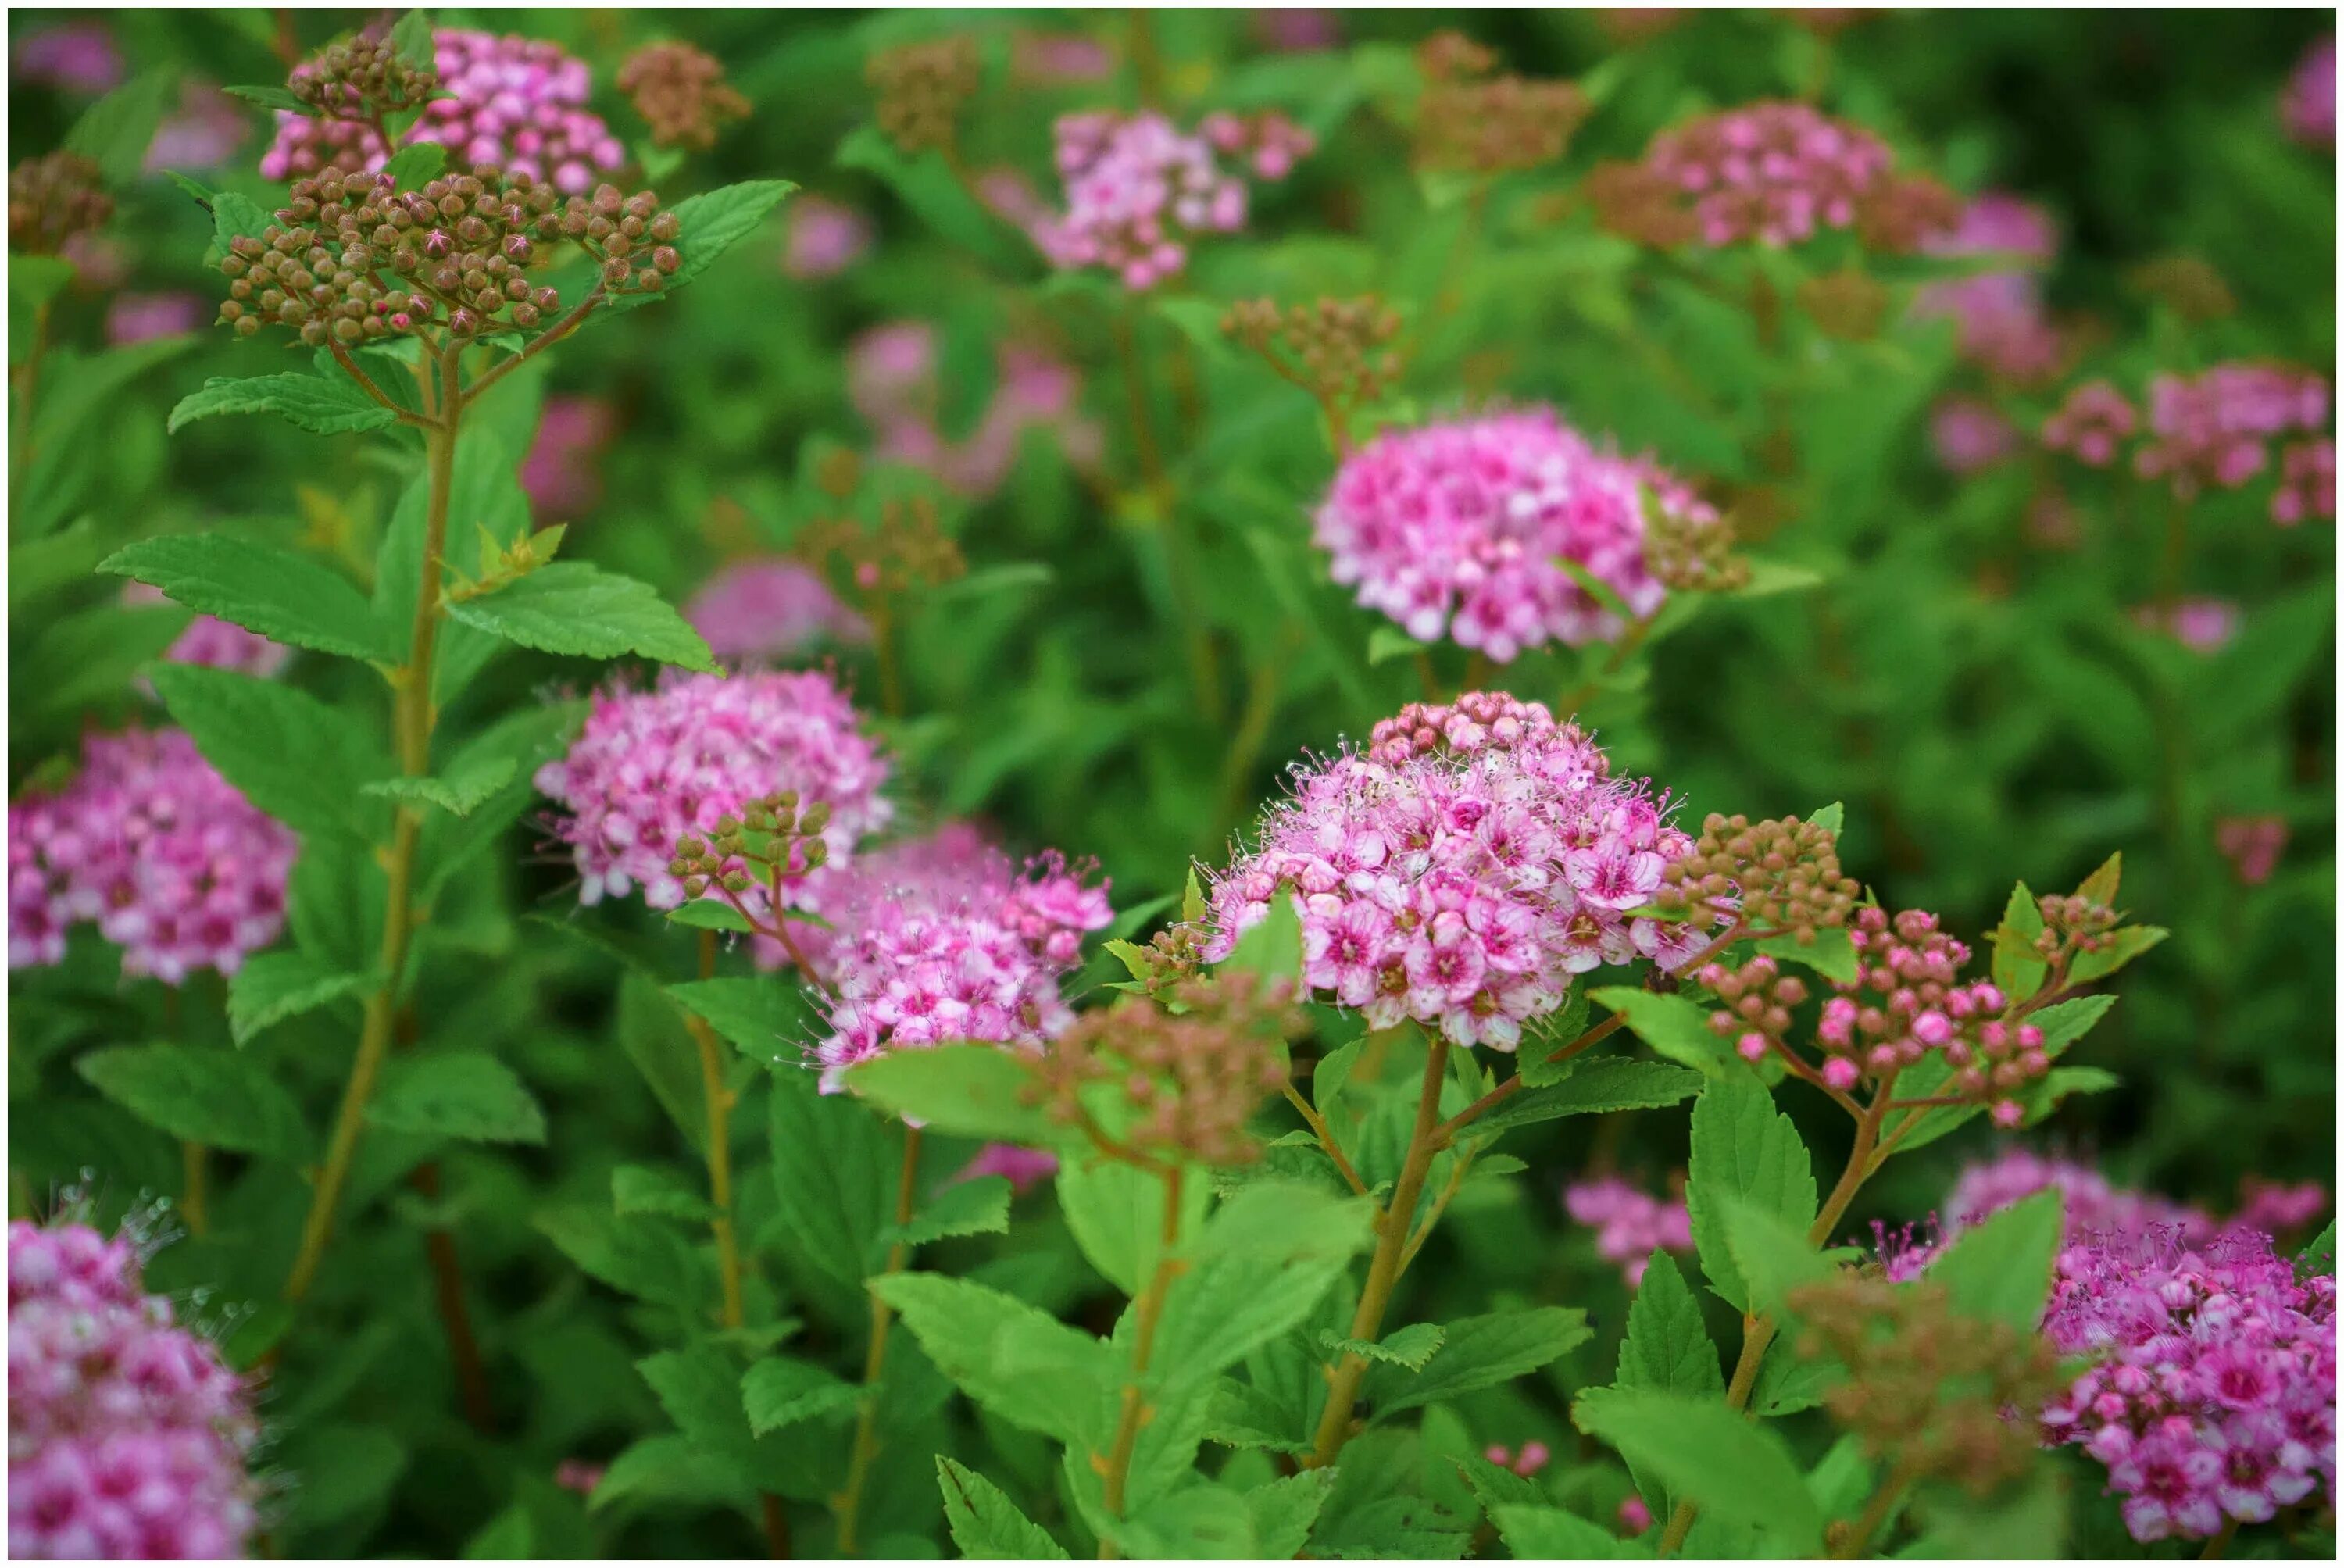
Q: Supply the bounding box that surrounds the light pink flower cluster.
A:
[2217,815,2289,886]
[806,824,1111,1091]
[8,1217,262,1559]
[1931,396,2021,476]
[1031,109,1309,289]
[1640,101,1897,248]
[2039,1224,2334,1543]
[104,293,205,348]
[1914,192,2062,382]
[520,395,620,521]
[2040,379,2138,466]
[144,84,248,173]
[847,323,1101,496]
[8,729,295,981]
[1206,694,1706,1052]
[685,559,869,666]
[533,670,892,916]
[2136,364,2331,508]
[1314,408,1712,661]
[121,581,292,684]
[2283,35,2336,151]
[1564,1174,1693,1286]
[782,195,872,280]
[2132,598,2239,654]
[2235,1177,2328,1238]
[13,23,122,95]
[262,30,625,194]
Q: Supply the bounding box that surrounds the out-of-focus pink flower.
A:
[58,231,127,290]
[2135,363,2330,500]
[849,323,1100,496]
[1482,1441,1552,1478]
[2027,490,2082,549]
[105,291,204,346]
[13,23,122,95]
[145,83,249,172]
[974,166,1050,227]
[2236,1177,2327,1237]
[1932,396,2021,475]
[2042,379,2138,466]
[2134,598,2239,653]
[520,395,620,521]
[2283,35,2335,151]
[951,1143,1062,1195]
[2216,815,2289,886]
[685,558,870,666]
[554,1459,606,1498]
[1257,9,1342,51]
[783,195,872,280]
[1566,1174,1694,1286]
[1013,32,1114,84]
[1914,193,2063,382]
[121,580,292,684]
[1617,1495,1654,1534]
[2273,438,2335,525]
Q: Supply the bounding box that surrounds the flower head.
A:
[1564,1173,1692,1286]
[1913,192,2063,382]
[2283,35,2336,151]
[686,559,870,666]
[783,195,872,280]
[1032,109,1306,290]
[618,41,749,152]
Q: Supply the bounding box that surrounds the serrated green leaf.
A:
[77,1043,312,1163]
[1245,1470,1335,1559]
[886,1174,1012,1247]
[1322,1321,1445,1370]
[1362,1307,1591,1417]
[361,755,516,816]
[1224,890,1303,988]
[588,1434,749,1513]
[445,561,718,672]
[872,1273,1116,1446]
[844,1042,1060,1144]
[1056,1157,1204,1295]
[102,533,388,659]
[938,1456,1069,1559]
[1751,927,1859,984]
[225,951,375,1046]
[1467,1055,1703,1142]
[768,1059,896,1288]
[669,976,818,1065]
[1991,882,2049,1004]
[1721,1195,1841,1321]
[1490,1505,1629,1558]
[742,1356,860,1435]
[168,372,401,438]
[534,1205,705,1311]
[221,84,313,113]
[613,1163,717,1222]
[1588,987,1732,1077]
[380,141,445,187]
[148,663,384,841]
[368,1052,546,1144]
[1687,1074,1817,1312]
[1367,627,1429,666]
[1156,1183,1377,1388]
[2297,1221,2335,1282]
[1204,1376,1312,1455]
[1573,1387,1823,1554]
[605,179,796,313]
[1611,1249,1721,1519]
[2067,924,2168,984]
[1519,984,1592,1085]
[1923,1189,2063,1330]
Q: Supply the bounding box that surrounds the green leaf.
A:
[1721,1195,1842,1321]
[380,141,446,187]
[2067,925,2168,984]
[1732,555,1826,596]
[1519,985,1591,1086]
[226,951,375,1046]
[2296,1221,2335,1282]
[1156,1183,1378,1388]
[1056,1157,1204,1295]
[12,253,76,313]
[148,663,384,841]
[742,1356,860,1435]
[843,1042,1059,1144]
[1244,1470,1336,1559]
[368,1052,547,1144]
[871,1273,1117,1446]
[415,701,585,902]
[389,8,435,70]
[1573,1387,1824,1554]
[168,372,401,438]
[1751,927,1859,984]
[937,1457,1070,1559]
[1322,1322,1445,1370]
[1611,1250,1721,1519]
[1808,802,1846,835]
[2030,993,2118,1055]
[444,562,719,672]
[361,756,516,816]
[589,1434,750,1513]
[76,1044,311,1163]
[837,125,1019,266]
[669,976,818,1065]
[1366,627,1428,666]
[1467,1056,1703,1141]
[1204,1375,1313,1456]
[664,901,756,933]
[461,1502,531,1559]
[220,84,312,113]
[887,1174,1013,1247]
[1686,1074,1817,1312]
[534,1205,704,1311]
[1489,1505,1629,1559]
[2017,1066,2119,1126]
[613,1163,717,1222]
[1224,890,1304,988]
[1922,1189,2063,1330]
[767,1062,895,1288]
[1588,988,1732,1077]
[607,179,796,312]
[102,532,391,661]
[1362,1307,1591,1417]
[64,70,175,187]
[618,973,711,1155]
[1990,882,2049,1005]
[1750,1351,1835,1418]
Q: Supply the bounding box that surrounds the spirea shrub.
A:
[5,9,2332,1563]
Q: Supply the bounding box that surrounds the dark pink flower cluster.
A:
[262,30,624,194]
[806,825,1111,1091]
[1804,905,2042,1125]
[13,23,122,96]
[1313,408,1714,662]
[1642,101,1897,248]
[1031,109,1307,289]
[121,581,291,684]
[685,559,869,666]
[1563,1173,1692,1286]
[2040,1225,2334,1543]
[8,1217,262,1559]
[520,395,619,521]
[847,322,1101,496]
[2283,34,2335,151]
[2040,379,2138,466]
[2137,363,2331,503]
[1943,1148,2216,1245]
[533,670,892,916]
[1206,693,1707,1052]
[1481,1441,1552,1478]
[2217,815,2290,886]
[1914,192,2063,382]
[782,195,872,280]
[8,729,295,982]
[1931,396,2021,476]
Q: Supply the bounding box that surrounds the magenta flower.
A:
[121,580,291,682]
[1314,408,1710,661]
[685,559,870,666]
[8,728,295,981]
[1942,1148,2217,1245]
[950,1143,1062,1195]
[2272,438,2335,526]
[103,293,205,348]
[2134,363,2330,500]
[519,395,619,521]
[2283,35,2336,152]
[2216,815,2289,886]
[1913,192,2063,382]
[782,195,873,280]
[1031,109,1308,289]
[1564,1173,1693,1286]
[2133,598,2240,654]
[144,84,248,173]
[2041,379,2138,466]
[7,1216,263,1559]
[13,23,122,96]
[1931,396,2021,475]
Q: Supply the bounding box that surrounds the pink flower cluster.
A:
[13,23,122,96]
[533,670,892,916]
[1914,192,2063,383]
[104,293,205,348]
[1942,1148,2215,1245]
[2132,598,2239,654]
[1481,1441,1552,1478]
[806,825,1111,1091]
[782,195,872,280]
[8,729,295,981]
[520,395,619,521]
[847,323,1101,497]
[2283,35,2336,151]
[2040,379,2138,466]
[1931,396,2021,476]
[685,559,869,666]
[1313,408,1714,662]
[1642,101,1897,248]
[262,30,624,194]
[121,581,292,684]
[1564,1174,1693,1286]
[2039,1225,2334,1543]
[1806,906,2043,1126]
[950,1142,1062,1195]
[1031,109,1310,288]
[8,1217,262,1559]
[1206,693,1708,1052]
[2137,364,2331,504]
[2217,815,2289,886]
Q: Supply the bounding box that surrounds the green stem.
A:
[688,928,747,1330]
[1831,1459,1917,1559]
[1307,1034,1452,1470]
[834,1127,922,1556]
[1098,1165,1187,1556]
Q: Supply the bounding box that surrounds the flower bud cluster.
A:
[1642,477,1749,592]
[1654,812,1860,939]
[216,164,681,346]
[795,494,967,603]
[285,28,438,123]
[1030,973,1299,1167]
[1314,408,1710,661]
[9,151,111,255]
[667,791,837,909]
[8,1216,263,1559]
[1032,109,1305,290]
[1412,31,1588,174]
[1826,907,2042,1121]
[868,36,981,156]
[2034,889,2119,960]
[1563,1173,1693,1286]
[8,728,295,981]
[1699,955,1811,1068]
[1789,1275,2064,1498]
[618,41,749,152]
[1587,101,1955,253]
[1365,691,1584,766]
[1221,295,1404,417]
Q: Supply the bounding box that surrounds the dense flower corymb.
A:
[534,670,892,916]
[1031,109,1310,289]
[8,728,295,980]
[8,1216,263,1559]
[1206,693,1708,1051]
[1313,407,1717,661]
